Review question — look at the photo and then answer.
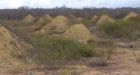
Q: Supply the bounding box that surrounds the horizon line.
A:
[0,6,140,10]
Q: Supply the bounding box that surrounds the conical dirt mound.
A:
[62,24,95,43]
[38,15,70,34]
[44,14,53,21]
[69,15,83,24]
[36,14,52,24]
[90,15,98,23]
[124,12,139,21]
[32,15,53,32]
[0,25,22,50]
[51,15,69,25]
[96,15,115,25]
[22,14,35,23]
[36,17,46,25]
[0,24,30,71]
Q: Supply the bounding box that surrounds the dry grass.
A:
[90,40,116,66]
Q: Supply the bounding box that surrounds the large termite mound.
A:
[38,15,70,34]
[36,14,52,25]
[96,15,115,25]
[22,14,35,23]
[62,24,95,44]
[124,12,139,21]
[0,24,31,70]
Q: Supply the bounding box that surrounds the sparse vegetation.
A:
[30,33,116,66]
[100,20,140,40]
[0,8,140,75]
[32,36,93,65]
[90,40,116,66]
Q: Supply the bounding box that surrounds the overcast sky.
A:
[0,0,140,9]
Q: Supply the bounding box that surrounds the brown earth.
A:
[0,40,139,75]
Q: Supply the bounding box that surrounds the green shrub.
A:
[90,40,116,66]
[32,36,93,65]
[100,20,140,40]
[31,33,116,66]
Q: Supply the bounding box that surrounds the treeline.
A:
[0,7,140,20]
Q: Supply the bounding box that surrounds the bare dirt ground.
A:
[81,48,140,75]
[0,41,140,75]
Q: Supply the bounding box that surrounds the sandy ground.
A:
[81,48,140,75]
[0,41,140,75]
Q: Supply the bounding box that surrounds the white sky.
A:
[0,0,140,9]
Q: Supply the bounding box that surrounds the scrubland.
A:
[0,10,140,75]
